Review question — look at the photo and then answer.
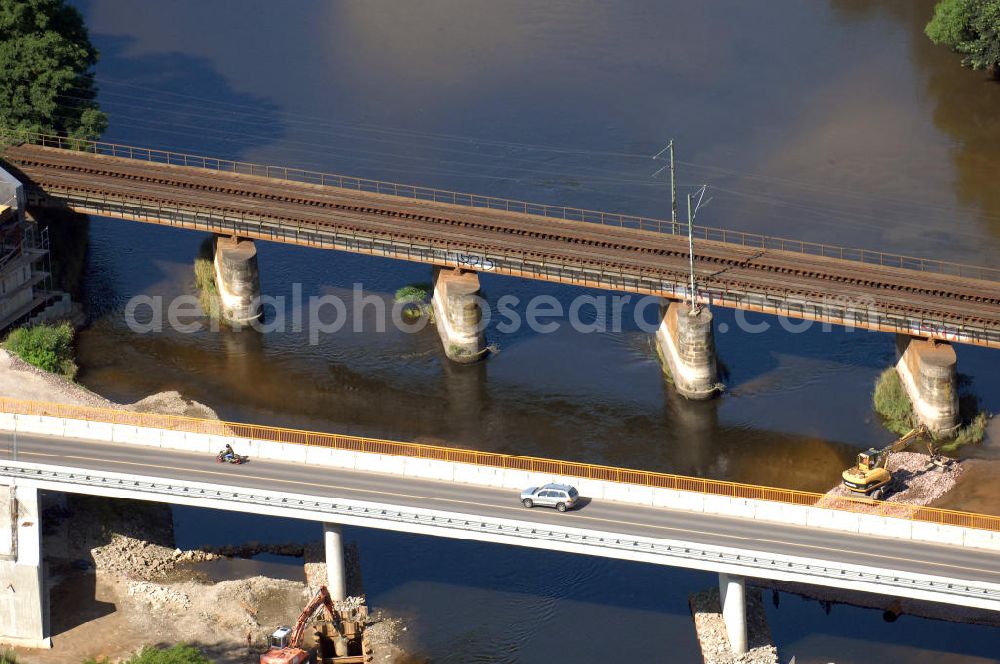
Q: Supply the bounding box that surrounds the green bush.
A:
[109,645,213,664]
[3,322,77,378]
[1,648,19,664]
[394,283,431,304]
[872,368,915,434]
[193,237,221,318]
[926,0,1000,75]
[395,283,432,320]
[874,368,990,450]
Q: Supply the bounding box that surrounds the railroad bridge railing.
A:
[3,129,999,284]
[2,396,999,533]
[22,184,1000,348]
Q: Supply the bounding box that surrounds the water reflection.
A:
[65,0,1000,659]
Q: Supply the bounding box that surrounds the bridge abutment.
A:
[655,300,720,399]
[213,235,262,324]
[895,335,960,436]
[719,573,747,656]
[0,483,50,649]
[431,267,487,363]
[324,523,347,602]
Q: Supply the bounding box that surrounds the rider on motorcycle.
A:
[222,443,235,462]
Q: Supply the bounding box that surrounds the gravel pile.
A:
[818,451,964,513]
[126,580,192,611]
[129,390,219,419]
[689,588,778,664]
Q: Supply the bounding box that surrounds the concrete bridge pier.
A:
[895,335,960,436]
[719,573,747,656]
[655,300,720,399]
[431,267,487,363]
[0,483,50,649]
[323,523,347,602]
[213,235,262,324]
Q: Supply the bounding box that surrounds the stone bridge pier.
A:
[895,335,960,436]
[0,483,50,649]
[213,235,262,324]
[431,267,487,363]
[655,300,721,399]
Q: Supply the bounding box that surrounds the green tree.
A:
[0,0,108,139]
[926,0,1000,76]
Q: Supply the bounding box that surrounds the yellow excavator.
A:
[841,425,950,500]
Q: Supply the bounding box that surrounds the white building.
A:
[0,168,57,331]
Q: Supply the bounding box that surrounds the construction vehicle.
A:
[261,586,369,664]
[261,586,337,664]
[841,425,950,499]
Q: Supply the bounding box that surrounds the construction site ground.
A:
[12,494,410,664]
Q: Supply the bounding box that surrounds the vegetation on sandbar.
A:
[872,367,989,451]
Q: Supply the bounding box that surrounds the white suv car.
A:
[520,483,579,512]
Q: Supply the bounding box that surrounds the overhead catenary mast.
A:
[653,141,709,314]
[686,184,710,314]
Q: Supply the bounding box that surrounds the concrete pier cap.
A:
[431,266,487,363]
[895,335,960,436]
[655,299,721,399]
[213,235,262,324]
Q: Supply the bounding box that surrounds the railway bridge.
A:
[1,134,999,430]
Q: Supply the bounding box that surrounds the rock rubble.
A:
[689,588,778,664]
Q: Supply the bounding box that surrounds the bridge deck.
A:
[4,143,999,344]
[9,431,1000,588]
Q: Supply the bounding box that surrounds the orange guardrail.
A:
[3,396,1000,533]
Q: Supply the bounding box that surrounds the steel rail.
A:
[12,156,999,310]
[4,130,998,284]
[23,184,1000,347]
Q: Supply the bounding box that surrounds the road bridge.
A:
[1,399,999,655]
[1,133,997,419]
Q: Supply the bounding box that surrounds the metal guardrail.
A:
[4,463,998,602]
[3,396,1000,533]
[4,129,999,284]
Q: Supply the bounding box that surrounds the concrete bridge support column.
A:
[895,335,960,436]
[718,573,747,656]
[323,523,347,602]
[655,300,720,399]
[0,484,50,649]
[213,235,262,324]
[431,267,487,363]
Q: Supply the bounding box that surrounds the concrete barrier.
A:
[3,414,1000,553]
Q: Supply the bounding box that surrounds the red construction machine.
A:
[260,586,336,664]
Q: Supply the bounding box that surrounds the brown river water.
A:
[57,0,1000,660]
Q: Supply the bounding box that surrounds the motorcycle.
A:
[216,450,249,465]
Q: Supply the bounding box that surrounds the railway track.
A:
[4,144,999,332]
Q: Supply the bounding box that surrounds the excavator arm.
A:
[289,586,336,650]
[875,425,929,468]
